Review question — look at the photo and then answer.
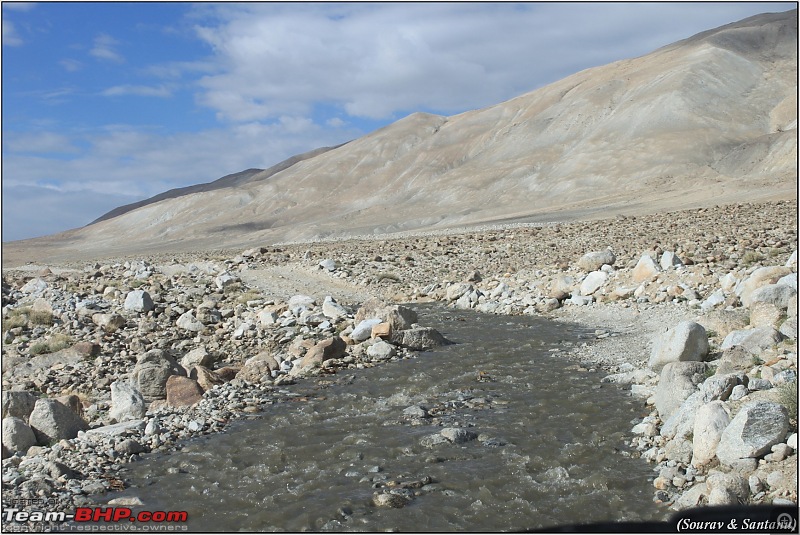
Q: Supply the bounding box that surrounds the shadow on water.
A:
[101,305,666,531]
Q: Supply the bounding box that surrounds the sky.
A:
[1,2,795,242]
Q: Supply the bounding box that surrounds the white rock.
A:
[660,251,683,270]
[352,319,383,342]
[109,379,146,423]
[632,254,660,282]
[2,417,37,453]
[176,312,204,332]
[580,271,607,296]
[692,401,730,467]
[649,321,709,371]
[124,290,155,313]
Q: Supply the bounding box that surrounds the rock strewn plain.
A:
[1,198,797,529]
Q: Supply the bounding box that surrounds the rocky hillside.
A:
[4,10,796,266]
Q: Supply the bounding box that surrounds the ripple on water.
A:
[107,305,665,531]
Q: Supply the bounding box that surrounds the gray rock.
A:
[649,321,709,371]
[720,327,784,354]
[580,271,607,296]
[180,347,214,372]
[662,391,703,441]
[749,284,797,309]
[115,438,145,456]
[700,289,726,311]
[420,433,450,448]
[2,391,38,422]
[4,347,84,381]
[777,273,797,290]
[124,290,155,313]
[109,379,146,423]
[728,384,748,401]
[716,401,789,466]
[739,266,793,306]
[747,378,772,391]
[28,398,89,444]
[779,316,797,339]
[132,349,184,402]
[2,417,37,453]
[20,278,48,295]
[440,427,478,444]
[692,401,730,467]
[214,271,238,290]
[386,305,418,331]
[83,420,144,437]
[706,471,749,506]
[176,312,204,332]
[288,295,315,311]
[367,341,396,361]
[701,374,738,402]
[655,361,709,420]
[257,309,278,326]
[445,283,472,301]
[577,250,616,272]
[391,327,449,351]
[322,296,348,319]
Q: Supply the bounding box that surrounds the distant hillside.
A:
[5,9,797,265]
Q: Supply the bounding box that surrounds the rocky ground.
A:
[1,199,797,530]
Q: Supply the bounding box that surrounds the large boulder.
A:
[2,417,37,453]
[124,290,155,313]
[648,321,709,371]
[28,398,89,444]
[716,401,789,466]
[2,391,38,422]
[692,401,731,467]
[391,327,449,351]
[706,471,749,506]
[131,349,184,402]
[748,284,797,309]
[654,361,709,420]
[109,379,146,423]
[576,250,616,272]
[720,327,783,354]
[739,266,793,306]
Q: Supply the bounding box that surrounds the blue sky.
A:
[2,2,795,241]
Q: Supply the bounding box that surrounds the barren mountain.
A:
[4,10,797,265]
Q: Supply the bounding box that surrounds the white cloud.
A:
[100,84,173,98]
[90,33,124,62]
[189,3,796,122]
[60,58,83,72]
[2,20,23,46]
[4,132,80,154]
[1,118,359,240]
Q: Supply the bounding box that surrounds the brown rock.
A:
[236,352,279,384]
[371,322,392,339]
[165,376,204,408]
[190,366,224,391]
[71,342,101,358]
[300,337,347,369]
[215,366,241,382]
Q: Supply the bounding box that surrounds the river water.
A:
[109,306,664,531]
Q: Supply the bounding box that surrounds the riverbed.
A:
[105,306,665,531]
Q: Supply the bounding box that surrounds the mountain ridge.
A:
[4,9,796,266]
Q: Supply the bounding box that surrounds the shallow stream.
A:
[109,306,664,531]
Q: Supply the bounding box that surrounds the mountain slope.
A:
[5,10,797,264]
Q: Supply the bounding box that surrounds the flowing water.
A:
[108,306,664,531]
